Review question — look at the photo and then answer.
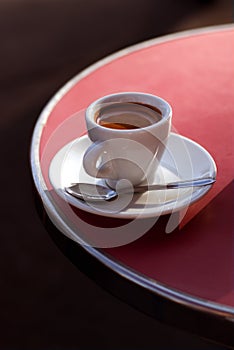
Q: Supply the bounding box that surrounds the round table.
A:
[31,24,234,347]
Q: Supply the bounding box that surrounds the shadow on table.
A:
[36,182,234,347]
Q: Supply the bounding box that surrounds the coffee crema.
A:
[95,102,162,130]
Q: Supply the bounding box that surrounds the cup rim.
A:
[85,92,172,133]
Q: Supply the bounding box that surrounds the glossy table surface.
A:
[31,25,234,347]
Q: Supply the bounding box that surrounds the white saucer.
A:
[49,133,216,219]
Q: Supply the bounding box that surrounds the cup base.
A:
[105,178,136,191]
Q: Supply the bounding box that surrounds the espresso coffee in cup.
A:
[83,92,172,187]
[95,102,162,130]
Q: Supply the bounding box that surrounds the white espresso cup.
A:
[83,92,172,188]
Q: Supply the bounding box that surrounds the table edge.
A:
[30,24,234,320]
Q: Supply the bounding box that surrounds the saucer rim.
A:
[49,132,217,219]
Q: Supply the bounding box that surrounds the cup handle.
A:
[83,141,113,179]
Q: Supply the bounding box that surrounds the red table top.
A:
[37,26,234,310]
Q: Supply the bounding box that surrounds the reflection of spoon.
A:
[65,177,215,202]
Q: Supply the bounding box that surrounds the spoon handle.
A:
[132,177,216,194]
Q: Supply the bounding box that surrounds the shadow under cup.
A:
[84,93,172,188]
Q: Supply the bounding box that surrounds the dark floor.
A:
[0,0,233,349]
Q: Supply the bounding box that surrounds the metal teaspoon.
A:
[64,177,215,202]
